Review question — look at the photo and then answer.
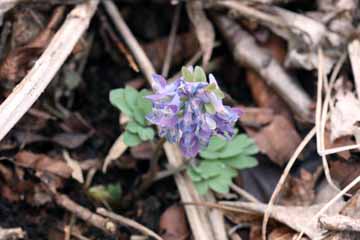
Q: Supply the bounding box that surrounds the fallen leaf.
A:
[159,205,189,240]
[186,0,215,66]
[329,159,360,194]
[330,91,360,141]
[239,107,274,128]
[0,6,65,82]
[143,32,199,71]
[130,142,155,160]
[246,115,302,166]
[15,151,72,178]
[51,132,90,149]
[324,130,353,160]
[279,168,321,206]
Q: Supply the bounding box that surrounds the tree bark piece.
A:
[0,0,100,142]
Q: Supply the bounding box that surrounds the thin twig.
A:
[54,193,117,235]
[161,4,181,77]
[230,184,260,203]
[97,208,163,240]
[316,48,339,192]
[103,0,155,83]
[262,127,316,240]
[97,9,139,72]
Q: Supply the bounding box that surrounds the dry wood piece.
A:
[214,15,312,120]
[103,1,227,240]
[320,214,360,232]
[97,208,163,240]
[54,193,117,235]
[0,227,25,240]
[0,0,99,142]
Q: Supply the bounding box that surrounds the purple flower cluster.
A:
[146,67,242,158]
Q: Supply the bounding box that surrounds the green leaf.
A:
[124,86,138,111]
[194,66,206,82]
[208,174,232,193]
[223,155,258,169]
[123,131,142,146]
[126,121,141,133]
[199,150,221,160]
[223,165,238,178]
[133,107,146,125]
[187,167,203,182]
[138,127,155,141]
[241,144,259,155]
[197,160,225,179]
[195,181,209,195]
[205,136,227,152]
[109,89,133,117]
[205,103,216,114]
[182,67,194,82]
[138,89,153,115]
[219,134,257,158]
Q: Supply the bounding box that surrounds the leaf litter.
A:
[2,1,360,240]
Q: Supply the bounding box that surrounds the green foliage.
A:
[110,87,154,147]
[188,132,258,195]
[88,183,122,204]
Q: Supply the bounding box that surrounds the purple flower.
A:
[146,66,241,158]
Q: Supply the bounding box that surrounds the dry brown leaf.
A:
[159,205,189,240]
[15,151,72,178]
[330,91,360,141]
[279,168,321,206]
[143,32,199,71]
[269,227,303,240]
[239,107,274,128]
[51,132,90,149]
[130,142,155,160]
[324,130,354,160]
[329,159,360,195]
[186,0,214,66]
[0,6,65,82]
[246,115,302,166]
